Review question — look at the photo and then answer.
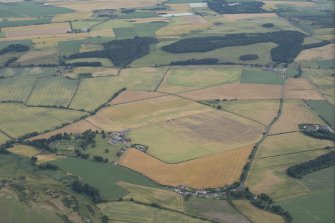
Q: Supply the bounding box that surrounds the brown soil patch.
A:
[119,145,253,189]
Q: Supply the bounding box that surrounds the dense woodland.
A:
[65,37,156,67]
[0,44,29,55]
[162,30,306,63]
[287,151,335,179]
[206,0,265,14]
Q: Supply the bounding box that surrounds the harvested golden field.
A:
[30,119,100,140]
[119,145,253,189]
[89,29,115,38]
[35,153,59,163]
[222,13,278,22]
[220,100,279,126]
[166,3,191,11]
[270,100,324,134]
[295,44,335,61]
[3,23,70,37]
[109,90,165,105]
[285,78,315,90]
[233,200,285,223]
[285,89,324,100]
[179,83,281,100]
[52,11,93,22]
[185,15,209,24]
[86,95,211,131]
[8,144,40,157]
[50,0,164,11]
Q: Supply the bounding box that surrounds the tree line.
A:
[287,151,335,179]
[65,37,156,67]
[71,180,102,203]
[162,30,306,63]
[206,0,265,14]
[0,44,29,55]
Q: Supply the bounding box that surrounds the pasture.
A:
[2,23,70,38]
[118,182,183,211]
[233,200,284,223]
[240,69,284,85]
[98,201,209,223]
[27,76,79,107]
[86,95,211,131]
[179,83,282,101]
[0,103,86,138]
[305,100,335,127]
[208,99,279,126]
[279,167,335,223]
[119,145,253,189]
[113,27,137,39]
[52,157,159,200]
[270,100,324,134]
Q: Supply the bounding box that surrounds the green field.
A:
[71,21,100,30]
[98,201,210,222]
[92,20,132,30]
[0,2,73,18]
[0,17,52,28]
[58,39,83,54]
[52,157,160,200]
[167,65,241,88]
[279,167,335,223]
[113,27,138,39]
[0,103,86,138]
[306,100,335,127]
[133,22,168,37]
[240,69,284,85]
[27,76,79,107]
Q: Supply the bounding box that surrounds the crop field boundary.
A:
[0,129,14,140]
[267,130,298,136]
[67,78,81,108]
[154,65,170,92]
[257,146,334,159]
[24,75,41,104]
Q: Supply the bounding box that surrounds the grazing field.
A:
[120,145,253,189]
[185,198,250,223]
[133,22,168,37]
[164,65,241,89]
[8,144,40,157]
[209,99,279,126]
[109,90,164,105]
[86,95,211,131]
[296,44,335,61]
[270,100,324,134]
[27,76,79,107]
[98,201,209,223]
[0,76,37,102]
[118,182,183,211]
[52,157,160,200]
[0,103,86,138]
[279,167,335,223]
[233,200,284,223]
[113,27,137,39]
[305,100,335,127]
[2,23,70,38]
[240,69,284,85]
[29,119,99,140]
[179,83,281,100]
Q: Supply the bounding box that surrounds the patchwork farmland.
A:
[0,0,334,222]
